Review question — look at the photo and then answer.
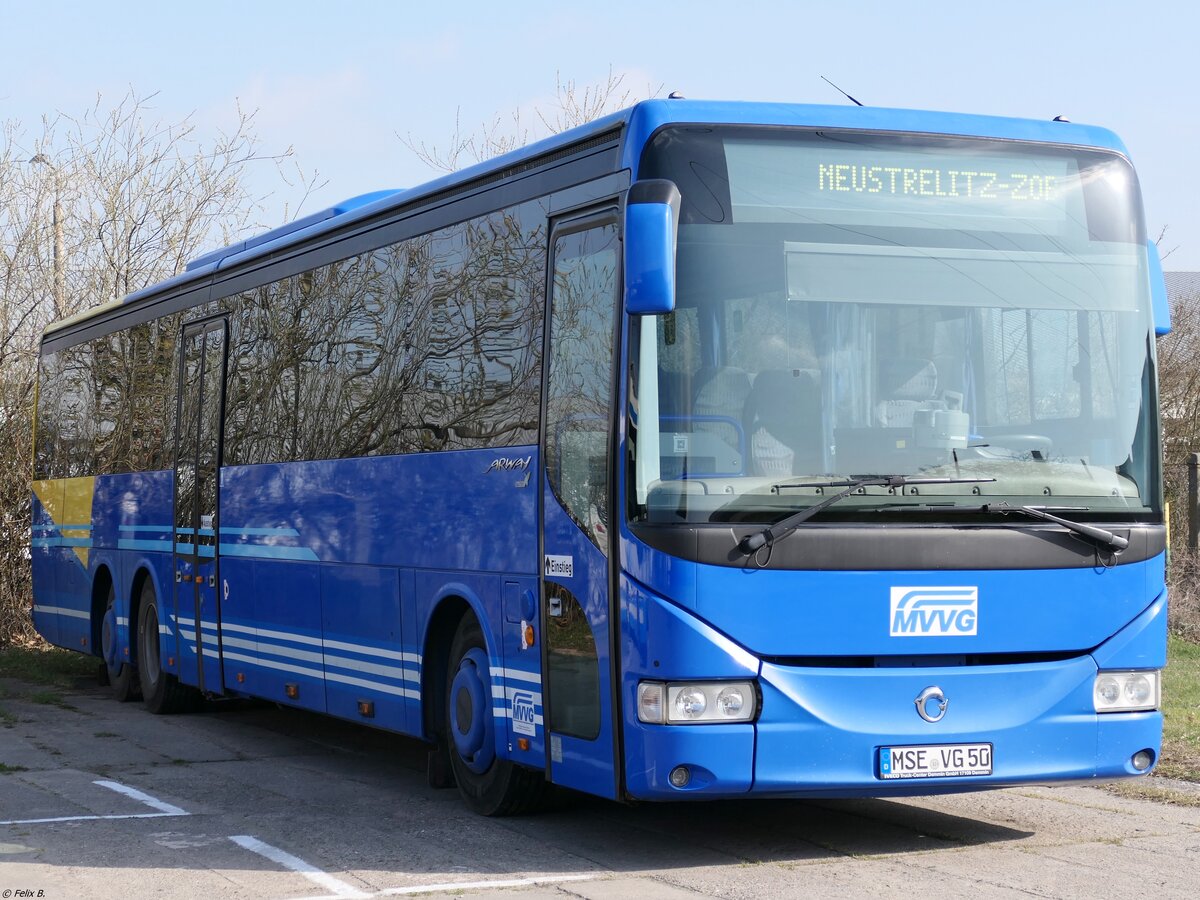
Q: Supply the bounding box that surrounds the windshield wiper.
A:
[981,502,1128,552]
[737,475,996,555]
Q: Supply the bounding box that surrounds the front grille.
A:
[762,650,1083,669]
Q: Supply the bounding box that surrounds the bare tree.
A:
[0,90,305,646]
[402,67,661,173]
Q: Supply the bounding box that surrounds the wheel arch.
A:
[421,582,494,742]
[89,564,116,659]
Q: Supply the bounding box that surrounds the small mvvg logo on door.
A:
[890,587,978,637]
[511,691,537,736]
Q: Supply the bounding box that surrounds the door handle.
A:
[208,575,216,588]
[175,571,182,583]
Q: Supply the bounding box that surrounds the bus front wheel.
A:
[445,614,548,816]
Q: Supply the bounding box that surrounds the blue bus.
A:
[31,100,1171,814]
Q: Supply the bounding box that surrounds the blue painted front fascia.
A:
[619,573,1166,800]
[619,533,1165,658]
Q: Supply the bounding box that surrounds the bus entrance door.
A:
[540,216,620,800]
[172,319,227,695]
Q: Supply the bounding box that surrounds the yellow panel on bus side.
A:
[33,476,96,568]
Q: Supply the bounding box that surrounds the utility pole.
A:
[29,153,65,316]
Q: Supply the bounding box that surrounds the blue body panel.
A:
[30,447,543,751]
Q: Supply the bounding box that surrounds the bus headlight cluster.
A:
[637,680,758,724]
[1093,670,1160,713]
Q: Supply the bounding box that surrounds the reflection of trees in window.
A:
[135,314,179,471]
[35,314,182,479]
[34,352,64,479]
[411,204,545,451]
[39,196,552,476]
[92,331,127,473]
[224,278,308,465]
[224,198,547,465]
[58,342,96,477]
[545,224,619,551]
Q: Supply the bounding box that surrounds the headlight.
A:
[637,680,758,724]
[1093,670,1160,713]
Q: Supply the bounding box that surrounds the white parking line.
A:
[293,874,601,900]
[0,779,190,826]
[94,779,188,815]
[229,835,369,899]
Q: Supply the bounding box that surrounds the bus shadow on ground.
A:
[543,793,1034,870]
[4,680,1034,880]
[152,688,1042,864]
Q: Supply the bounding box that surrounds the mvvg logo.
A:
[511,691,537,736]
[890,587,978,637]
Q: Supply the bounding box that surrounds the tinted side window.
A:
[224,199,548,466]
[34,352,63,480]
[94,331,133,475]
[58,342,96,477]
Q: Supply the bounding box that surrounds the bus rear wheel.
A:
[445,614,548,816]
[137,580,200,715]
[101,584,139,702]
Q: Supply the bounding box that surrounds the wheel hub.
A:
[448,647,495,774]
[102,606,118,668]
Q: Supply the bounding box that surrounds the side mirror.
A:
[1147,240,1171,336]
[624,179,680,315]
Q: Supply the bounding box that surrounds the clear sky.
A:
[4,0,1197,268]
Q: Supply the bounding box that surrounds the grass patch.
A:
[0,644,97,689]
[1105,779,1200,807]
[28,690,77,711]
[1159,634,1200,781]
[0,763,29,774]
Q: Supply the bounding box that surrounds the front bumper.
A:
[622,586,1166,801]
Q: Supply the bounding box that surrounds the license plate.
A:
[878,743,992,779]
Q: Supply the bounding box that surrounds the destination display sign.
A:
[815,162,1061,203]
[726,139,1084,233]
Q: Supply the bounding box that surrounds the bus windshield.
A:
[630,126,1157,525]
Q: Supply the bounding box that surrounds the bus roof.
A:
[42,99,1130,341]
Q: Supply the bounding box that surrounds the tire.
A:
[137,580,201,715]
[445,615,548,816]
[101,584,139,702]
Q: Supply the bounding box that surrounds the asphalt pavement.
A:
[2,670,1198,899]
